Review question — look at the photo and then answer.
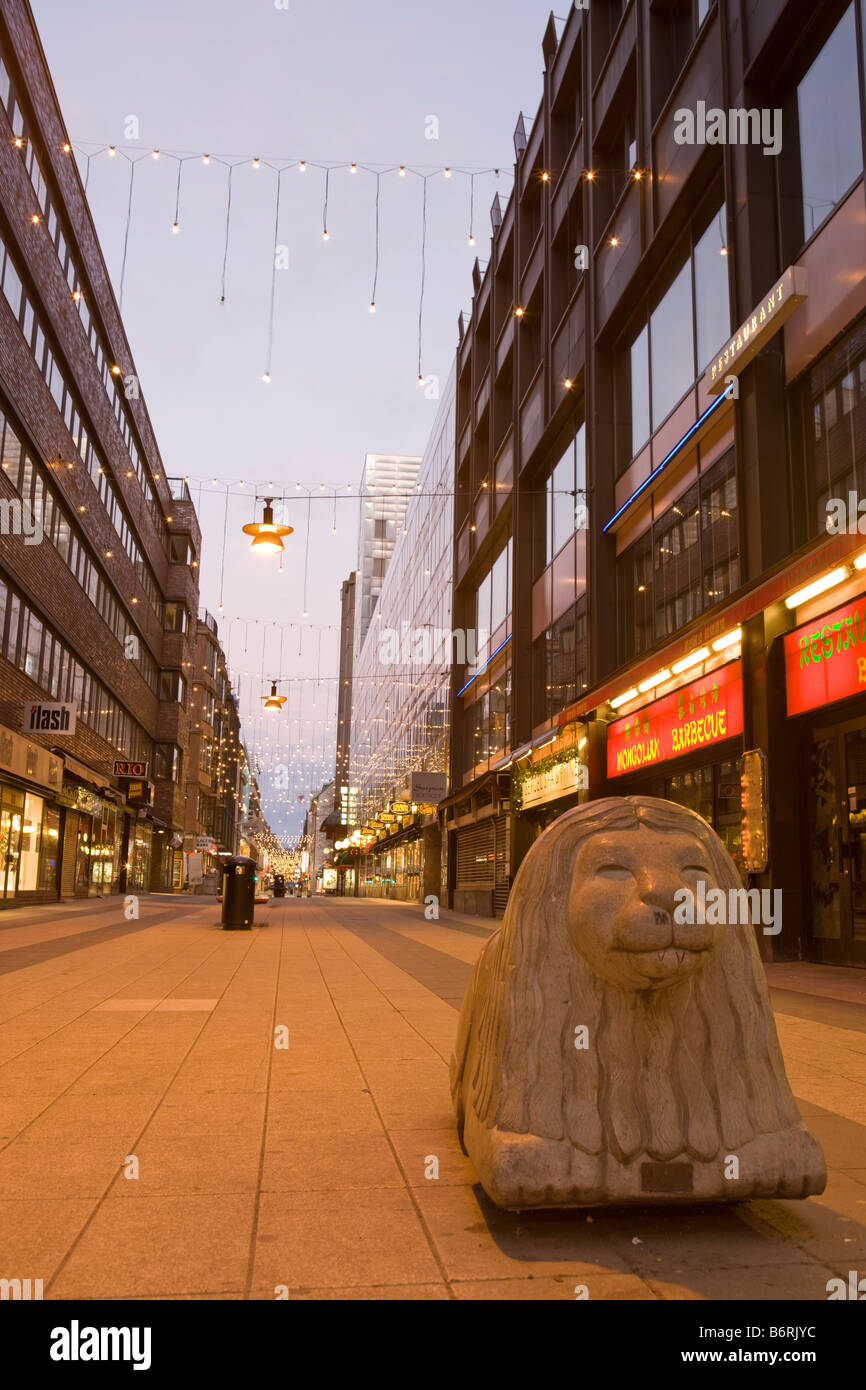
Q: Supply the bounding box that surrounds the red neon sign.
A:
[607,661,744,779]
[784,591,866,716]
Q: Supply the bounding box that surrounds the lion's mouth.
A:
[621,945,709,976]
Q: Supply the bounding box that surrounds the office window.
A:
[159,670,186,704]
[798,4,863,240]
[694,213,730,370]
[630,327,650,457]
[623,204,729,469]
[546,423,587,567]
[650,261,694,430]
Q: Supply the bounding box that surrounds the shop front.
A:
[0,725,64,905]
[511,722,590,845]
[784,591,866,966]
[443,772,511,917]
[604,660,747,879]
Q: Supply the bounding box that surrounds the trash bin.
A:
[221,855,257,929]
[272,874,286,898]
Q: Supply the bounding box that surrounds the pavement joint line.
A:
[315,912,455,1065]
[41,926,262,1296]
[318,906,472,1018]
[243,926,284,1301]
[303,916,458,1299]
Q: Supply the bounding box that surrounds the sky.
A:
[31,0,557,836]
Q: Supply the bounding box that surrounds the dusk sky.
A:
[31,0,556,834]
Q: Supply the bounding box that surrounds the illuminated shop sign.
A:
[705,264,807,394]
[521,757,588,809]
[607,662,744,778]
[784,592,866,715]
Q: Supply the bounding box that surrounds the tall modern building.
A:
[447,0,866,962]
[344,371,456,900]
[0,0,202,902]
[354,453,421,651]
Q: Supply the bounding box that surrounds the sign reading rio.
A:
[607,662,744,779]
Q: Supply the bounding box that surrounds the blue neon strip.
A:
[602,387,733,535]
[456,633,512,696]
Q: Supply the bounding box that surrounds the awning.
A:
[62,755,112,790]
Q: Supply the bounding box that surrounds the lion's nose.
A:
[638,873,680,920]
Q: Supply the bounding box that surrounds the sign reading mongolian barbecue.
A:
[784,591,866,716]
[607,662,744,778]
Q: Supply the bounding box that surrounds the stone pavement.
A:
[0,892,864,1300]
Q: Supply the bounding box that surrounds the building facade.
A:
[183,609,249,886]
[0,0,203,903]
[448,0,866,966]
[345,372,456,901]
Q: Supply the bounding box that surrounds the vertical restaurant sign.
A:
[607,662,744,778]
[784,591,866,715]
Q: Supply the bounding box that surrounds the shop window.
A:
[38,803,60,891]
[17,793,42,891]
[796,4,863,243]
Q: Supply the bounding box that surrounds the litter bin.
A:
[221,855,257,929]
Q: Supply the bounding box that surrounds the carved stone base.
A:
[462,1110,827,1211]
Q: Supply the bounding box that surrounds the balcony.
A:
[167,477,192,502]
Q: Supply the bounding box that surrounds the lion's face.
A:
[566,825,725,991]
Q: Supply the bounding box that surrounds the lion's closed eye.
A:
[595,863,635,880]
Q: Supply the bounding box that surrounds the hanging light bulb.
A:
[242,497,293,554]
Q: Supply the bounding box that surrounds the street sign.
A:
[114,760,149,777]
[25,701,76,734]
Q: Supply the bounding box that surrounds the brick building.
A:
[0,0,202,902]
[447,0,866,969]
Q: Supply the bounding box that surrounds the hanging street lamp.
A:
[242,497,293,555]
[262,681,288,712]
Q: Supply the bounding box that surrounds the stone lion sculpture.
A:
[451,795,826,1210]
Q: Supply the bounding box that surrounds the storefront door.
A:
[808,716,866,966]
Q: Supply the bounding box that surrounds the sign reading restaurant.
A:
[784,591,866,716]
[704,264,807,394]
[607,661,744,779]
